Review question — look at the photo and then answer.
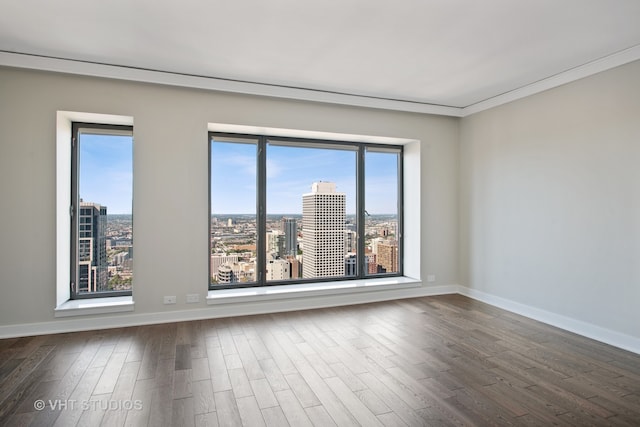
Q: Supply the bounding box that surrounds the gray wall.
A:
[0,67,459,329]
[460,60,640,339]
[2,59,638,344]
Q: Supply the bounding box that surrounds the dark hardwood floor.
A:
[1,294,639,426]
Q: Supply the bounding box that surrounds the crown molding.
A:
[2,46,639,119]
[461,44,640,117]
[0,51,464,117]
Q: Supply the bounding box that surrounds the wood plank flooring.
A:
[1,294,639,426]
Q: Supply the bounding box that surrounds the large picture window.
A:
[209,133,402,289]
[71,123,133,298]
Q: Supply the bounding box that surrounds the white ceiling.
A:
[1,0,640,115]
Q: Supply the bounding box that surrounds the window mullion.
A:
[397,149,404,276]
[256,137,267,285]
[70,124,80,298]
[356,144,366,278]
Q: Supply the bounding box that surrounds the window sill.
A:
[207,276,421,305]
[54,296,134,318]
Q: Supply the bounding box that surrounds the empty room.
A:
[1,1,639,426]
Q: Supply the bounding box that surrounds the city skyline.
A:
[210,178,399,285]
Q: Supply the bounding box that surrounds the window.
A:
[365,147,401,275]
[209,135,258,285]
[209,133,402,289]
[71,123,133,298]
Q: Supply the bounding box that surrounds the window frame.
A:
[70,122,134,299]
[209,132,403,290]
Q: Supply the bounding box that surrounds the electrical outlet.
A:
[427,275,436,282]
[186,294,200,304]
[163,295,177,304]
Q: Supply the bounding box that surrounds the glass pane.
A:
[210,137,258,286]
[77,131,133,294]
[266,142,357,281]
[365,148,400,275]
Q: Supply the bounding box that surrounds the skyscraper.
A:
[78,202,108,292]
[302,182,345,278]
[281,217,298,256]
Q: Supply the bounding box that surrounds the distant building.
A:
[344,230,357,253]
[345,253,357,276]
[266,230,285,259]
[370,237,385,254]
[113,251,130,266]
[377,241,398,273]
[302,182,345,278]
[266,259,290,280]
[78,202,108,292]
[366,253,378,274]
[211,254,239,278]
[217,264,235,283]
[281,217,298,256]
[286,256,301,279]
[235,262,255,282]
[216,261,255,284]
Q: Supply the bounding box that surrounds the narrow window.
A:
[364,147,402,276]
[71,123,133,298]
[209,135,259,286]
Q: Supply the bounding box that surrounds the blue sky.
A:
[78,136,398,216]
[79,134,133,215]
[211,141,398,215]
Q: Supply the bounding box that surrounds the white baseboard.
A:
[2,284,638,356]
[0,284,458,339]
[458,286,640,355]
